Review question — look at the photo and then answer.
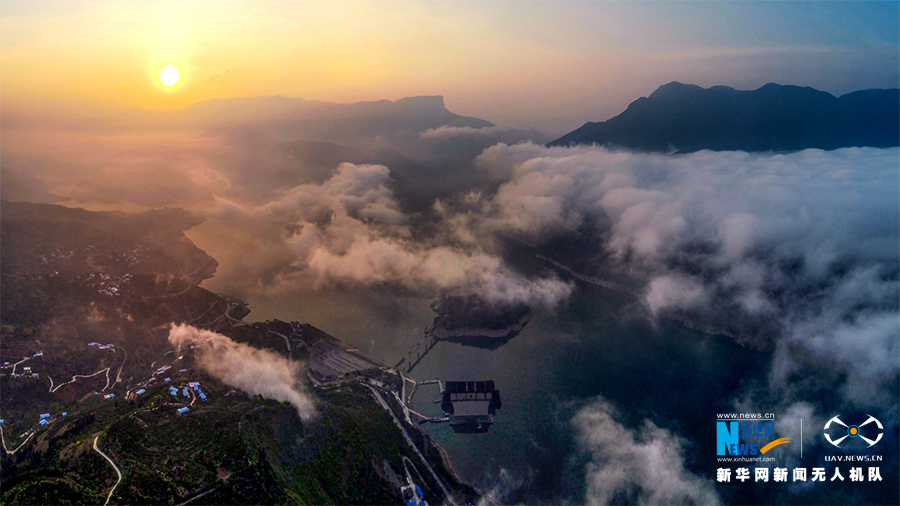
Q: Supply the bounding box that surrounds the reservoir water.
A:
[233,273,770,502]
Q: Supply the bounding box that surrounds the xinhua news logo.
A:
[717,418,790,456]
[824,415,883,448]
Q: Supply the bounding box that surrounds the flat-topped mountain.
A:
[549,82,900,152]
[123,94,493,134]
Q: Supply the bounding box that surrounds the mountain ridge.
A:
[549,82,900,152]
[122,94,494,132]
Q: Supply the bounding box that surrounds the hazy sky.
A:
[2,1,898,129]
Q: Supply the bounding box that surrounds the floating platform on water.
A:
[440,380,502,433]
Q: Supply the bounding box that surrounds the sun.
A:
[159,66,180,87]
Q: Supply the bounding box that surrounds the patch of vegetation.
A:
[1,202,478,505]
[432,294,530,331]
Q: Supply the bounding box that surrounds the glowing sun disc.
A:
[159,66,180,87]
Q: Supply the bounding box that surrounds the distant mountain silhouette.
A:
[0,165,66,204]
[127,95,493,135]
[549,82,900,152]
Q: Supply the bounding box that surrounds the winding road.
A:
[93,435,122,506]
[48,367,111,393]
[114,349,128,386]
[268,330,292,361]
[364,384,455,506]
[10,356,33,375]
[0,425,36,455]
[180,256,213,281]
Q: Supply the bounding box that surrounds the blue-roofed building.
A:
[0,419,5,424]
[105,393,115,399]
[39,413,50,419]
[135,389,146,395]
[177,407,189,415]
[182,389,189,397]
[39,419,47,426]
[62,412,67,416]
[164,378,172,383]
[200,393,207,401]
[400,481,426,506]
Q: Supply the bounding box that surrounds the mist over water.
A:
[3,3,899,504]
[3,93,896,503]
[227,261,775,502]
[186,144,897,504]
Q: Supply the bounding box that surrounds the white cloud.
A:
[469,144,898,402]
[188,143,896,417]
[168,324,316,420]
[419,126,500,139]
[573,398,719,505]
[645,275,709,314]
[207,162,573,307]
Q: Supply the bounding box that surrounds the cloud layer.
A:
[4,110,896,502]
[470,144,898,404]
[202,162,573,308]
[189,143,897,419]
[449,143,897,502]
[168,324,316,420]
[573,398,719,505]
